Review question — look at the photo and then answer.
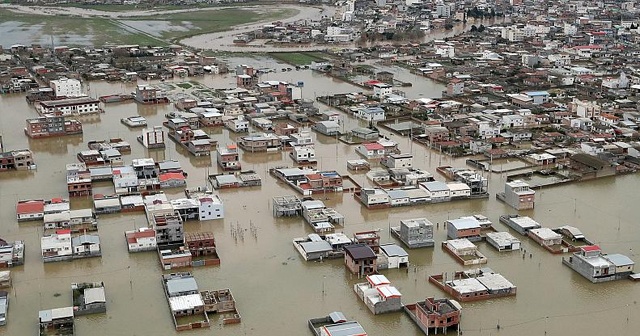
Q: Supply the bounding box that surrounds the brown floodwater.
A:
[0,58,639,336]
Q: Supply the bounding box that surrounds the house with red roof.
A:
[356,142,385,159]
[125,227,157,253]
[159,172,187,189]
[16,199,45,221]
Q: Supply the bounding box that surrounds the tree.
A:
[470,25,478,32]
[478,24,486,33]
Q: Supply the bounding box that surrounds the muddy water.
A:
[0,60,639,336]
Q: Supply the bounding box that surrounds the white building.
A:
[291,145,317,164]
[112,166,139,193]
[38,97,101,116]
[486,232,521,251]
[435,2,452,18]
[570,98,601,118]
[373,83,393,98]
[50,78,82,98]
[71,235,101,256]
[139,126,165,149]
[380,244,409,269]
[290,131,314,146]
[435,44,455,58]
[476,121,501,139]
[380,153,412,169]
[356,142,386,159]
[197,194,224,220]
[223,116,249,133]
[501,27,525,42]
[125,227,157,252]
[420,181,451,202]
[502,180,535,210]
[356,106,385,122]
[41,230,72,261]
[502,114,524,129]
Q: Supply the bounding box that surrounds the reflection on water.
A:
[28,135,83,155]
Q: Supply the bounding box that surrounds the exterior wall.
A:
[199,200,223,220]
[504,184,535,210]
[370,296,402,314]
[562,256,623,283]
[162,255,192,270]
[447,226,480,240]
[128,237,157,252]
[415,301,460,330]
[345,255,377,275]
[400,222,433,246]
[51,78,82,97]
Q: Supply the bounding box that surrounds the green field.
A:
[145,8,297,41]
[269,52,328,65]
[0,7,297,46]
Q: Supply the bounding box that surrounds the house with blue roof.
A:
[524,91,550,105]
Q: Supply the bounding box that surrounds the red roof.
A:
[299,183,312,190]
[363,143,384,150]
[126,229,155,243]
[581,245,600,252]
[16,200,45,214]
[305,173,322,180]
[56,229,71,235]
[159,172,185,182]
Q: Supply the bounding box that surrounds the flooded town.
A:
[0,0,640,335]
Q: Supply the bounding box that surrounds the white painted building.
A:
[291,145,317,163]
[435,44,455,58]
[139,126,165,149]
[381,153,412,169]
[570,98,601,118]
[125,227,157,252]
[476,121,501,139]
[373,83,393,98]
[50,78,82,98]
[71,235,101,255]
[41,230,72,261]
[380,244,409,269]
[197,194,224,220]
[223,116,249,133]
[356,106,385,122]
[420,181,451,202]
[486,231,521,251]
[502,114,524,129]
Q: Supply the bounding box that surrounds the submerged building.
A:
[562,245,635,283]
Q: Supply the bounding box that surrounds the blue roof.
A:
[421,181,449,191]
[448,217,481,230]
[387,189,408,199]
[525,91,549,96]
[605,254,634,267]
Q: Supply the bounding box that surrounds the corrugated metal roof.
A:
[380,244,408,258]
[604,254,634,267]
[322,321,367,336]
[166,277,198,296]
[169,294,204,312]
[84,287,106,305]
